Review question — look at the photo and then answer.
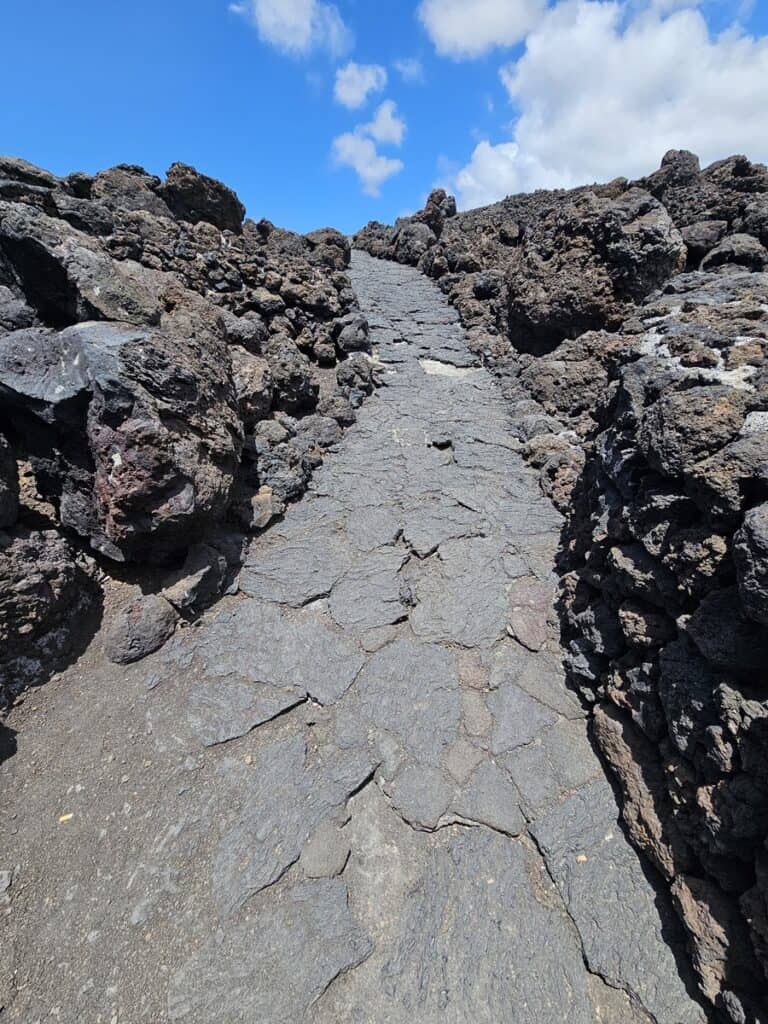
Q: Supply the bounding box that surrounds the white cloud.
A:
[332,133,405,196]
[332,100,407,196]
[453,141,565,208]
[334,62,388,108]
[230,0,352,56]
[364,100,407,145]
[417,0,547,59]
[452,1,768,208]
[394,57,425,82]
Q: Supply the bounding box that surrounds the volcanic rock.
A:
[0,433,18,529]
[0,528,98,706]
[158,162,245,234]
[104,593,179,665]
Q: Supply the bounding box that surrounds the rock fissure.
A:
[525,828,661,1024]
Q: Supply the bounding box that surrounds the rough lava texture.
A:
[0,249,708,1024]
[3,146,768,1023]
[356,151,768,1023]
[0,155,371,705]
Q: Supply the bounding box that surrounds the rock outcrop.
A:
[356,151,768,1023]
[0,156,371,704]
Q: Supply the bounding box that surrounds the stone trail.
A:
[0,252,707,1022]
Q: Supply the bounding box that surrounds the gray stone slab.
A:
[240,504,354,606]
[168,878,372,1023]
[451,761,526,836]
[213,735,376,915]
[329,547,409,632]
[409,537,510,647]
[386,764,453,829]
[346,504,403,551]
[148,674,304,751]
[531,779,706,1024]
[488,643,585,720]
[317,791,598,1024]
[502,717,602,819]
[354,637,461,765]
[188,598,365,707]
[488,682,560,755]
[402,497,486,557]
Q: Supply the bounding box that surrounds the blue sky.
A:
[3,1,767,234]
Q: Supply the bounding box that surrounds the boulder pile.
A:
[0,156,373,701]
[356,151,768,1023]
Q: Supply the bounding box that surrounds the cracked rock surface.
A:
[0,252,707,1022]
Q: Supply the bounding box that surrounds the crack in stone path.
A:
[0,252,708,1023]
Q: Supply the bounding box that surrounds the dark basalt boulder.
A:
[412,188,457,237]
[265,336,319,414]
[334,313,369,354]
[104,593,179,665]
[638,385,748,480]
[304,228,351,270]
[734,505,768,626]
[0,320,242,562]
[701,233,768,272]
[159,161,245,234]
[161,542,228,614]
[505,188,686,353]
[353,220,395,260]
[392,221,437,266]
[91,165,171,219]
[681,219,728,266]
[337,353,374,406]
[230,345,273,426]
[0,155,60,190]
[0,528,98,708]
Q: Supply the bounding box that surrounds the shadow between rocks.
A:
[553,465,765,1024]
[0,721,17,764]
[0,575,104,725]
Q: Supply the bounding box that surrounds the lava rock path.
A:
[0,253,707,1023]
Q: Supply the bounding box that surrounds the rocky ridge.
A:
[354,151,768,1023]
[0,156,375,704]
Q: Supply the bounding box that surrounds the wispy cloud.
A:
[394,57,425,83]
[230,0,353,57]
[332,100,407,196]
[334,62,388,109]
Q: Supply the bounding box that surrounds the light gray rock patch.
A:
[531,779,705,1024]
[168,878,372,1023]
[186,598,365,708]
[329,546,409,632]
[212,734,376,915]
